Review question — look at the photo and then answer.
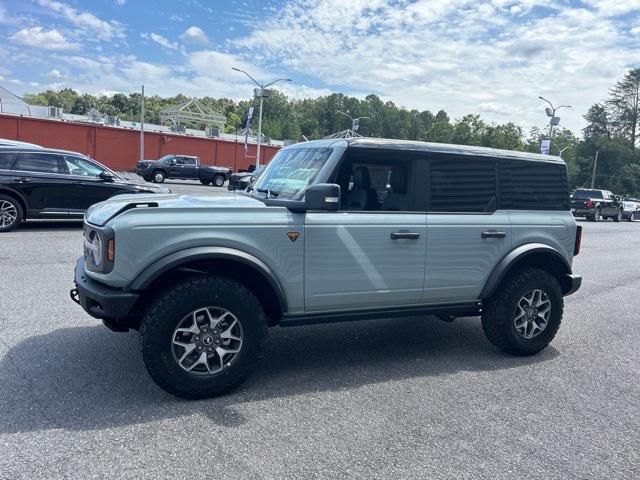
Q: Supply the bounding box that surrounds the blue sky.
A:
[1,0,640,132]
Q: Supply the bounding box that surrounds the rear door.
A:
[11,152,70,216]
[424,152,511,304]
[181,157,198,178]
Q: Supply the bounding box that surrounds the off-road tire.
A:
[199,178,211,185]
[481,267,563,356]
[140,275,267,399]
[213,175,225,187]
[0,194,23,232]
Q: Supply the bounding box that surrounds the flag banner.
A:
[244,106,255,155]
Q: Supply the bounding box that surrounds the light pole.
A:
[555,145,571,158]
[538,96,571,153]
[336,111,370,136]
[232,68,291,167]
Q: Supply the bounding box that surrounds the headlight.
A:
[84,224,115,273]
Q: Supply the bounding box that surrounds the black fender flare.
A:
[129,246,287,313]
[479,243,571,299]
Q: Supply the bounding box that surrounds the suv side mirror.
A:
[99,172,115,182]
[305,184,340,211]
[170,159,177,166]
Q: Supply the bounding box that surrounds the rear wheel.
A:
[481,267,563,356]
[592,207,601,222]
[0,195,23,232]
[152,171,166,183]
[140,275,267,399]
[213,175,225,187]
[613,209,622,222]
[630,212,636,222]
[199,178,211,185]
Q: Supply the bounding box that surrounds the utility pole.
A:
[590,150,599,189]
[232,68,292,167]
[140,85,145,161]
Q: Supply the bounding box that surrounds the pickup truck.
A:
[570,188,623,222]
[136,154,232,187]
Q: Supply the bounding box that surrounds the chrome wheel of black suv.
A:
[0,195,22,232]
[140,274,267,399]
[482,267,563,356]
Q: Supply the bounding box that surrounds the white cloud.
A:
[180,26,209,46]
[10,27,80,50]
[0,5,11,24]
[141,32,178,50]
[37,0,125,41]
[234,0,640,132]
[48,68,63,78]
[115,0,126,5]
[585,0,640,16]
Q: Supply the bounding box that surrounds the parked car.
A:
[570,188,624,222]
[71,138,582,399]
[0,146,170,232]
[227,165,265,191]
[622,197,640,221]
[136,154,232,186]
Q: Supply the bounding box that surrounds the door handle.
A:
[13,177,30,183]
[481,231,506,239]
[391,232,420,240]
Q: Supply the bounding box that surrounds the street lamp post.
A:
[336,111,370,136]
[556,146,571,158]
[232,68,291,167]
[538,96,571,153]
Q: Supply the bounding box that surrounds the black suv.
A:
[0,146,171,232]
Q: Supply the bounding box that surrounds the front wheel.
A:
[152,171,166,183]
[592,207,601,222]
[140,275,267,399]
[213,175,225,187]
[0,195,23,232]
[481,267,563,356]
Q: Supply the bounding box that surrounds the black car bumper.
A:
[571,208,594,217]
[563,274,582,296]
[70,258,139,323]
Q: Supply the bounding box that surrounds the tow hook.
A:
[69,288,80,305]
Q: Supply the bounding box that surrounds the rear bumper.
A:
[572,209,594,217]
[563,274,582,296]
[71,257,139,321]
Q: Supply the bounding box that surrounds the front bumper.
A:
[563,274,582,296]
[71,257,139,322]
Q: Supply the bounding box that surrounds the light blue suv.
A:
[71,138,583,398]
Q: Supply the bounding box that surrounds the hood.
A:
[231,171,255,179]
[112,175,171,193]
[85,193,265,226]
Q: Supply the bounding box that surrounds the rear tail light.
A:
[574,225,583,256]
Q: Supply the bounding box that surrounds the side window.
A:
[64,156,105,177]
[333,148,416,212]
[500,161,569,210]
[184,157,197,165]
[13,153,62,174]
[0,152,18,170]
[429,157,496,213]
[176,157,186,165]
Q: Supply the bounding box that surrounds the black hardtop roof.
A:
[344,137,564,164]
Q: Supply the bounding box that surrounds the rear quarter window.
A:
[500,161,569,210]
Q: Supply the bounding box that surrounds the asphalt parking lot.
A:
[1,184,639,479]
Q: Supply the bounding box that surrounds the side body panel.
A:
[507,210,576,268]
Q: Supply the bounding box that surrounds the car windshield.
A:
[572,189,603,199]
[250,147,333,200]
[158,155,174,163]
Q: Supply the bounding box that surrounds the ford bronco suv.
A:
[71,138,582,399]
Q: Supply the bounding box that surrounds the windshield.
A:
[158,155,174,163]
[250,147,333,200]
[572,189,603,199]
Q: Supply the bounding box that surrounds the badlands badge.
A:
[287,231,301,243]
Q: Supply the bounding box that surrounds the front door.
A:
[63,155,128,212]
[304,150,426,311]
